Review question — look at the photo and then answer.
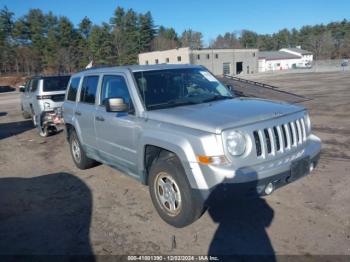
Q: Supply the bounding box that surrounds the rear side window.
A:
[67,77,81,102]
[43,76,70,92]
[80,76,99,104]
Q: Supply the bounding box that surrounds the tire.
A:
[21,105,31,119]
[39,125,49,137]
[148,155,204,227]
[69,129,96,169]
[30,107,37,127]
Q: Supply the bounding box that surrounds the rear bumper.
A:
[38,110,64,130]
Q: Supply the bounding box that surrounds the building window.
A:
[215,54,219,59]
[207,54,210,59]
[197,54,200,60]
[223,63,230,75]
[166,58,169,63]
[177,56,181,62]
[155,59,159,64]
[145,60,149,65]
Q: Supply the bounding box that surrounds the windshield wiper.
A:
[166,99,198,107]
[147,99,198,110]
[201,95,232,103]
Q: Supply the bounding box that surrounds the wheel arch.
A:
[65,123,75,141]
[139,135,200,188]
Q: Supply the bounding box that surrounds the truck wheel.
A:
[69,130,96,169]
[148,155,204,227]
[21,105,31,119]
[39,126,49,137]
[31,107,37,127]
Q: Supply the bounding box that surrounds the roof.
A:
[75,64,204,75]
[282,48,313,55]
[30,75,71,79]
[191,48,258,51]
[139,47,258,56]
[258,51,301,60]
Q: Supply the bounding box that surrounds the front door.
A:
[22,80,32,112]
[94,74,139,176]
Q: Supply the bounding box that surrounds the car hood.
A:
[146,98,305,134]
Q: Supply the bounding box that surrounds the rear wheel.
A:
[148,155,204,227]
[39,125,49,137]
[69,130,96,169]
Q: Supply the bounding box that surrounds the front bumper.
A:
[187,134,321,202]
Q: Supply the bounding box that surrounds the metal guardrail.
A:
[224,75,281,89]
[222,75,313,103]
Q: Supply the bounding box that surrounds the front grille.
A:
[253,131,262,156]
[253,117,307,157]
[51,94,65,102]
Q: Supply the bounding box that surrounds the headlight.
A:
[226,131,246,156]
[305,113,311,133]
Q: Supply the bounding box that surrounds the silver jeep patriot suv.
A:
[63,64,321,227]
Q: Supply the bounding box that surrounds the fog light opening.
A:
[309,162,315,172]
[265,182,274,195]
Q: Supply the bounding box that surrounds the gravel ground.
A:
[0,71,349,258]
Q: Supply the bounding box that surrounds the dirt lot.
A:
[0,71,349,258]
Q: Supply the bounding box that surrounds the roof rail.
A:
[79,65,117,73]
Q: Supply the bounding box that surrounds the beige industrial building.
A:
[138,47,259,76]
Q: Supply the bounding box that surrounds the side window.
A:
[30,79,39,92]
[80,75,99,104]
[67,77,81,102]
[25,80,31,92]
[100,75,131,106]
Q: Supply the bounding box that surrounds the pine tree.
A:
[138,11,156,53]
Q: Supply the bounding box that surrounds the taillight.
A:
[36,95,52,100]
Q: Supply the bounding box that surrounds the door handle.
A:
[75,111,82,116]
[95,116,105,122]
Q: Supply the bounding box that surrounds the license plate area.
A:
[289,156,310,182]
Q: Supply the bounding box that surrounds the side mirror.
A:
[105,97,129,112]
[19,85,25,92]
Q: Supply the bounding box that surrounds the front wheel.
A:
[21,105,31,119]
[31,113,37,127]
[148,155,204,227]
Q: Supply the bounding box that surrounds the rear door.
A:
[63,76,81,125]
[74,75,99,153]
[94,74,139,175]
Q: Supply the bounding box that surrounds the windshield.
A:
[133,68,233,110]
[43,76,70,92]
